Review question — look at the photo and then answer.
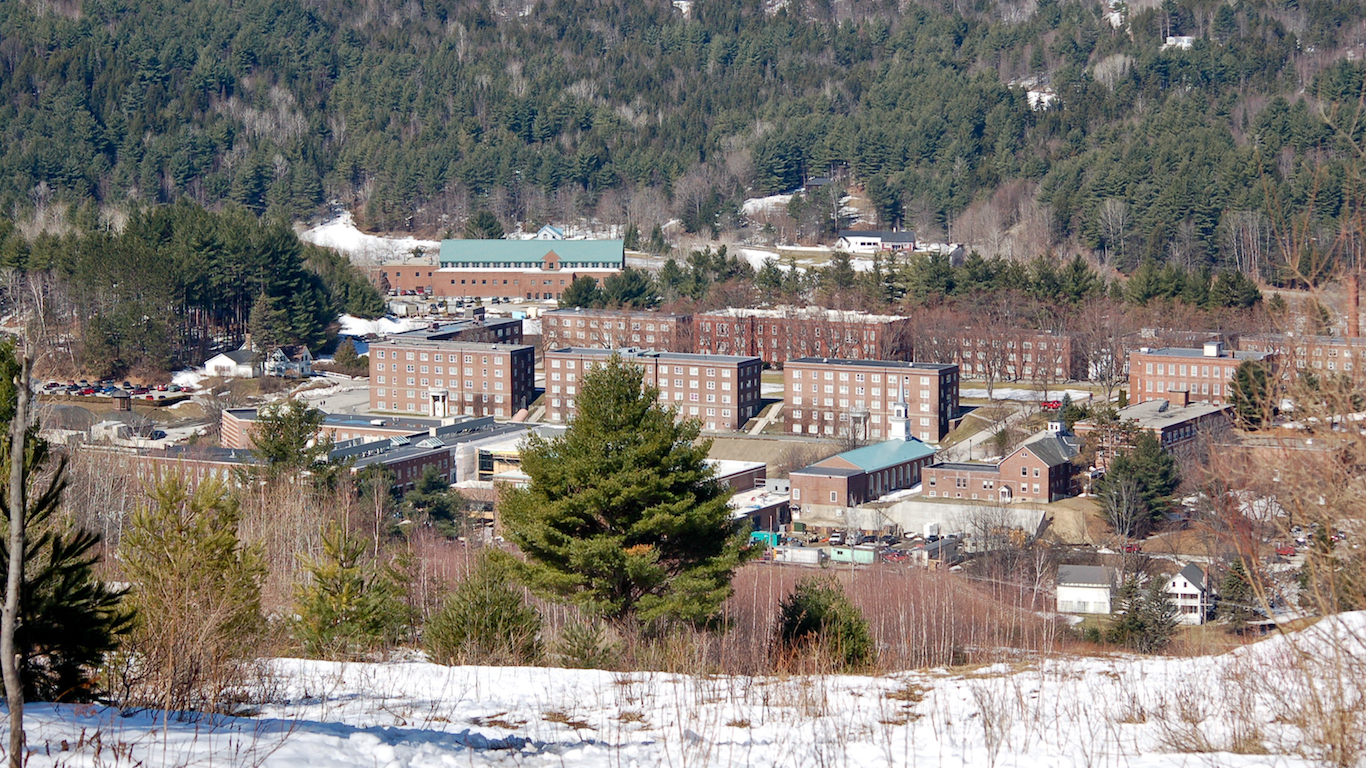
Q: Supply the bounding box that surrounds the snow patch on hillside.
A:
[300,212,439,263]
[338,314,426,337]
[14,614,1366,767]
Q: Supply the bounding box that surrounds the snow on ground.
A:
[960,388,1094,402]
[338,314,426,337]
[18,615,1366,767]
[760,382,784,396]
[741,194,794,216]
[300,211,439,262]
[171,368,206,389]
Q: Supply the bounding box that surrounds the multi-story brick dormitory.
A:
[543,348,763,431]
[369,326,535,417]
[381,239,624,300]
[913,328,1082,382]
[783,358,960,443]
[541,308,694,353]
[1129,341,1274,406]
[694,308,914,367]
[1238,333,1366,382]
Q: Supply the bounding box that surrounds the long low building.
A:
[1073,398,1234,470]
[790,407,938,517]
[382,239,624,300]
[544,347,763,431]
[921,424,1080,504]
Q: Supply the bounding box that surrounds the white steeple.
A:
[889,376,911,441]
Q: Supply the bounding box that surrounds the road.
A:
[937,400,1034,463]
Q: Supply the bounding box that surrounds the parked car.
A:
[1122,543,1142,554]
[829,530,845,546]
[1275,544,1296,557]
[1041,400,1062,410]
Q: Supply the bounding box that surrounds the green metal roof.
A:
[439,239,624,268]
[819,438,937,472]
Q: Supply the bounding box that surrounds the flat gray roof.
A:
[547,347,761,364]
[1140,346,1269,361]
[788,357,957,372]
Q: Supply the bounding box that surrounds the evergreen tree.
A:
[249,398,332,479]
[248,293,293,352]
[499,355,750,627]
[601,268,659,309]
[425,556,542,665]
[2,435,131,702]
[773,576,874,671]
[1137,577,1179,653]
[1098,432,1180,529]
[559,275,604,308]
[1106,576,1146,648]
[1217,559,1258,628]
[623,223,641,251]
[1229,360,1271,429]
[464,210,505,239]
[400,466,466,538]
[119,477,264,711]
[293,524,410,659]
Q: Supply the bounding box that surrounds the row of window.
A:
[1143,362,1235,379]
[790,399,934,412]
[547,318,673,331]
[376,390,508,402]
[375,402,509,417]
[790,411,933,425]
[377,350,511,364]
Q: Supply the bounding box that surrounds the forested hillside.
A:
[2,0,1364,282]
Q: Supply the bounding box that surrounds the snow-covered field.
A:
[16,615,1366,767]
[960,388,1094,402]
[300,212,439,263]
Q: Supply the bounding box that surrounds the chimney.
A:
[1349,274,1360,339]
[1176,389,1190,407]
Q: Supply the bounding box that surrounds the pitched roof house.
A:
[204,349,258,378]
[1166,563,1212,625]
[263,345,314,378]
[1057,565,1118,614]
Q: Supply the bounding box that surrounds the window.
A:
[830,491,837,502]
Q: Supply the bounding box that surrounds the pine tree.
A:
[1106,576,1146,648]
[119,477,264,711]
[1229,360,1271,429]
[773,576,874,671]
[1217,559,1258,628]
[464,210,505,239]
[1137,577,1179,653]
[1098,431,1179,529]
[559,275,604,308]
[293,524,410,659]
[401,466,466,538]
[250,398,332,480]
[500,354,751,627]
[1,436,132,703]
[425,556,542,665]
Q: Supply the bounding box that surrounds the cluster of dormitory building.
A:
[543,348,764,432]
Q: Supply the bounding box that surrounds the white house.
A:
[204,349,258,378]
[835,230,916,254]
[1057,565,1118,614]
[263,346,313,378]
[1166,563,1212,625]
[535,224,565,240]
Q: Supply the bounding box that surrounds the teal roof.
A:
[823,438,937,472]
[439,239,624,268]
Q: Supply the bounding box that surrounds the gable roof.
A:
[813,438,936,473]
[1177,563,1207,592]
[1058,565,1116,588]
[439,239,624,268]
[836,230,916,243]
[1011,430,1080,468]
[209,349,255,365]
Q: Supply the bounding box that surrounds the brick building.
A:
[784,358,959,443]
[694,308,913,367]
[1073,399,1234,470]
[789,402,937,516]
[922,424,1080,503]
[369,327,535,417]
[1129,341,1272,406]
[541,308,693,353]
[1238,333,1366,381]
[543,348,763,431]
[938,329,1081,382]
[382,240,624,300]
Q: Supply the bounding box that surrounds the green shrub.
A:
[773,576,875,671]
[425,557,542,666]
[553,620,621,670]
[293,524,410,659]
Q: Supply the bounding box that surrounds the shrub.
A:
[773,576,875,671]
[118,477,265,713]
[425,557,541,666]
[553,620,620,670]
[293,524,410,659]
